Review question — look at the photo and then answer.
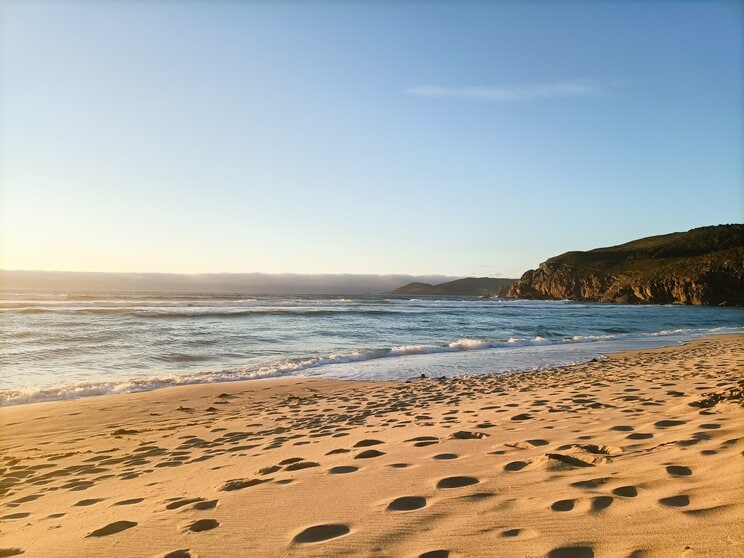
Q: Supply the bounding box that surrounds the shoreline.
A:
[1,334,742,557]
[3,329,741,409]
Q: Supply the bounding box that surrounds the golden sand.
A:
[1,335,742,557]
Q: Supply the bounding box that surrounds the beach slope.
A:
[1,336,742,557]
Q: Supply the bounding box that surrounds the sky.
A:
[1,0,742,278]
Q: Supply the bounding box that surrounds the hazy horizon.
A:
[0,269,473,294]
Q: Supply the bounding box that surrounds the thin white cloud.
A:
[405,80,602,101]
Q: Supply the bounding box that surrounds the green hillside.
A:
[547,225,744,273]
[506,225,744,306]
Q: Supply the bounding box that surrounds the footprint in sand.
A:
[329,466,358,475]
[387,496,427,511]
[504,461,529,472]
[699,423,721,430]
[548,546,595,558]
[113,498,144,506]
[591,496,613,512]
[551,499,575,512]
[354,450,385,459]
[436,476,479,489]
[353,439,384,447]
[180,519,220,533]
[433,453,458,460]
[654,420,686,428]
[156,550,194,558]
[86,521,138,537]
[292,524,350,544]
[193,500,218,510]
[325,448,350,456]
[74,498,104,507]
[284,461,320,471]
[419,551,449,558]
[659,495,690,507]
[666,465,692,477]
[612,486,638,498]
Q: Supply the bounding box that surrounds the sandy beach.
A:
[0,335,741,558]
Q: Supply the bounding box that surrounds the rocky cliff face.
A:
[505,226,744,306]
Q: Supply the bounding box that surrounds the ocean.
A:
[1,292,742,406]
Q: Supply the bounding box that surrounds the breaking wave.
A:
[3,326,741,407]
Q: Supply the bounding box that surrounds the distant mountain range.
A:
[505,224,744,306]
[390,277,515,297]
[0,271,457,295]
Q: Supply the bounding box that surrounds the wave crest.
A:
[2,326,741,407]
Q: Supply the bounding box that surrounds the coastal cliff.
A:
[504,225,744,306]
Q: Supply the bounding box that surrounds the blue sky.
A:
[1,1,742,277]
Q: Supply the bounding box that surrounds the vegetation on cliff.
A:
[504,225,744,306]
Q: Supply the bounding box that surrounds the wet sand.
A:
[0,335,742,557]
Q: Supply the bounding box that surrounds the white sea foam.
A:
[448,338,492,350]
[570,334,616,341]
[0,335,539,405]
[3,290,742,407]
[5,327,741,407]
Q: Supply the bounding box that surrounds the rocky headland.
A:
[504,224,744,306]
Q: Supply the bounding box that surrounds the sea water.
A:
[1,292,742,406]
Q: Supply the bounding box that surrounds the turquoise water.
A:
[1,292,742,405]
